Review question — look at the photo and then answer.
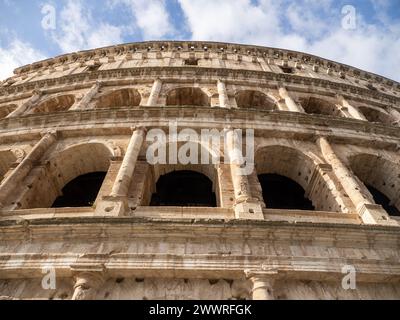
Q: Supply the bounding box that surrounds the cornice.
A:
[9,41,400,89]
[0,107,399,149]
[1,67,399,106]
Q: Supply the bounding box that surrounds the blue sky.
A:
[0,0,399,81]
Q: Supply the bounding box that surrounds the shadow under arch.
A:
[95,88,142,108]
[0,104,17,119]
[143,140,220,207]
[235,90,277,111]
[299,96,342,117]
[357,106,396,125]
[22,142,113,209]
[255,145,341,212]
[348,153,400,216]
[166,87,210,106]
[150,170,217,207]
[32,94,75,114]
[0,150,17,183]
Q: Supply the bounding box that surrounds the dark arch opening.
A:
[258,174,315,210]
[33,95,75,114]
[150,170,216,207]
[52,172,107,208]
[366,185,400,217]
[235,90,276,110]
[299,97,341,117]
[358,106,395,125]
[96,88,141,109]
[166,88,210,106]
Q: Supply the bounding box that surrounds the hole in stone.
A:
[116,277,125,284]
[136,278,145,283]
[209,279,219,285]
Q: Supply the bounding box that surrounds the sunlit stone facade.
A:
[1,41,400,300]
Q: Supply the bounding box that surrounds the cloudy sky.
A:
[0,0,399,81]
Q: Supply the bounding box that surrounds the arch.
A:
[0,104,17,119]
[166,87,210,106]
[95,88,142,109]
[235,90,277,111]
[258,174,315,210]
[52,172,107,208]
[349,153,400,216]
[23,142,112,209]
[357,106,396,125]
[299,96,342,117]
[150,170,217,207]
[0,150,17,182]
[255,145,340,211]
[32,94,75,114]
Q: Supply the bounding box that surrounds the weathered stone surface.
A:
[0,41,400,300]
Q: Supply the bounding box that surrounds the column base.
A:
[358,203,398,226]
[234,201,264,220]
[95,196,129,217]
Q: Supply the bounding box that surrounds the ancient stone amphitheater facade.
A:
[1,41,400,300]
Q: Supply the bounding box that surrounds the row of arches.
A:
[1,87,397,126]
[3,141,398,217]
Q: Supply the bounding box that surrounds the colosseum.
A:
[0,41,400,300]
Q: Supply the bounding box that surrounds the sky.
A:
[0,0,399,81]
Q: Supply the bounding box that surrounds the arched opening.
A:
[358,106,395,125]
[235,90,276,111]
[96,88,141,109]
[349,153,400,216]
[0,150,17,182]
[33,95,75,114]
[299,97,341,117]
[52,172,107,208]
[366,185,400,216]
[259,174,314,210]
[255,145,343,212]
[0,104,17,119]
[18,143,112,209]
[166,87,210,106]
[150,170,216,207]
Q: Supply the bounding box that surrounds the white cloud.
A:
[51,0,123,52]
[110,0,174,39]
[0,39,45,80]
[177,0,400,81]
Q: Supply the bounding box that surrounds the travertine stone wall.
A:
[0,41,400,300]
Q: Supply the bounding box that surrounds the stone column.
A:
[217,80,229,108]
[0,130,58,208]
[70,81,101,110]
[225,128,264,220]
[110,127,146,197]
[246,270,279,300]
[337,95,367,121]
[278,87,304,113]
[318,137,396,225]
[7,90,42,118]
[72,272,105,300]
[388,107,400,126]
[147,78,163,106]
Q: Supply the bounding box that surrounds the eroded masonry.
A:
[1,41,400,300]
